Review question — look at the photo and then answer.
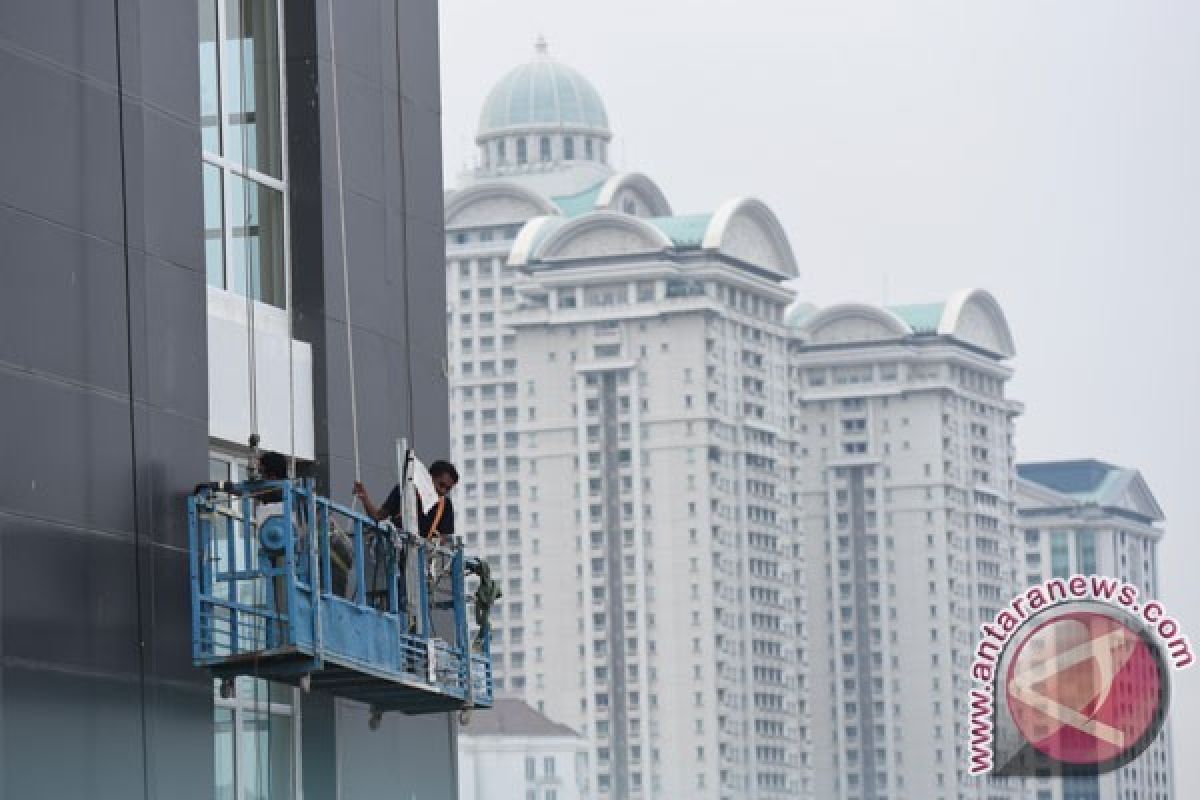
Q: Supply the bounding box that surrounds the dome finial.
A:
[476,39,611,140]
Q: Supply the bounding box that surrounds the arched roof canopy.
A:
[507,216,566,268]
[783,301,819,328]
[702,197,799,279]
[445,182,559,229]
[938,289,1016,358]
[595,172,672,217]
[795,303,914,346]
[533,211,674,263]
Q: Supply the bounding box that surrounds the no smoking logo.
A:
[1004,610,1166,768]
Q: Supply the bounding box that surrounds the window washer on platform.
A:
[352,460,459,542]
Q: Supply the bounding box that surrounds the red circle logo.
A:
[1005,611,1164,765]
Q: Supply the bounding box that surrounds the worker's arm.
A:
[352,482,386,521]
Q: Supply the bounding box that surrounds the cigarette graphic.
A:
[1007,627,1138,747]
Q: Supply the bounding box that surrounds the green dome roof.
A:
[478,40,610,138]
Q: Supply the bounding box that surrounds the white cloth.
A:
[409,456,437,513]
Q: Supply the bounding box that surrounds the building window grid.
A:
[213,677,300,800]
[200,0,290,309]
[209,454,300,797]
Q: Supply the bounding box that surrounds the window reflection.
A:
[229,174,285,307]
[201,0,287,309]
[204,164,225,289]
[239,708,293,800]
[224,0,282,178]
[213,675,296,799]
[215,707,235,800]
[199,0,221,154]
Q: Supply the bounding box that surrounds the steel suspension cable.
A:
[241,60,259,447]
[280,3,296,482]
[235,5,268,789]
[392,0,416,439]
[326,0,362,487]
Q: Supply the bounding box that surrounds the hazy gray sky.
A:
[440,0,1200,761]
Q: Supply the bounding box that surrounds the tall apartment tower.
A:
[445,39,620,705]
[1017,460,1175,800]
[787,294,1025,800]
[506,206,807,800]
[445,42,810,800]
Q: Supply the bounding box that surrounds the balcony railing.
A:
[189,478,493,722]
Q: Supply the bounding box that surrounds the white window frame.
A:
[209,451,304,799]
[214,676,304,800]
[202,0,292,308]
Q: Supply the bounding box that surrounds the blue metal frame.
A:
[188,479,493,714]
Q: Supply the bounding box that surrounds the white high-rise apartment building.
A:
[444,37,629,706]
[1016,461,1175,800]
[787,296,1027,800]
[445,41,809,800]
[445,37,1176,800]
[506,216,808,800]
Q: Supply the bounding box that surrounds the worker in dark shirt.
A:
[353,460,459,542]
[257,450,289,494]
[353,461,459,632]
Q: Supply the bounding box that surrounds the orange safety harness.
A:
[426,496,446,540]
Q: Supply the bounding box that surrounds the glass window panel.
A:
[209,457,231,483]
[232,677,294,710]
[239,709,294,799]
[199,0,221,154]
[229,175,285,308]
[269,681,294,705]
[268,709,295,797]
[1077,529,1097,575]
[236,676,267,701]
[204,163,225,289]
[206,461,237,650]
[225,0,282,177]
[214,707,235,800]
[1051,531,1070,579]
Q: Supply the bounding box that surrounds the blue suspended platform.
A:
[188,479,493,717]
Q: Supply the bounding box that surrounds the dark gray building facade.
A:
[0,0,454,797]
